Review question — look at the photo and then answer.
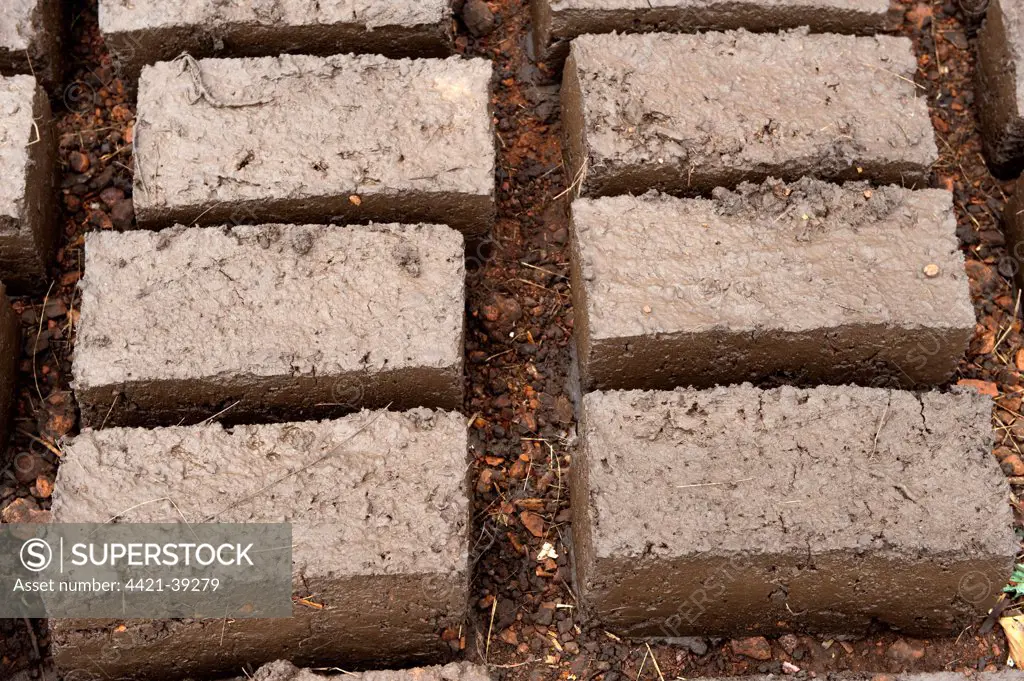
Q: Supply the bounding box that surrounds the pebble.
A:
[68,151,90,173]
[732,636,772,661]
[110,198,135,230]
[463,0,496,37]
[886,639,925,662]
[12,451,49,484]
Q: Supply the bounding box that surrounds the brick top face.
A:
[580,385,1012,560]
[73,223,465,388]
[99,0,450,33]
[0,0,37,52]
[55,409,469,578]
[0,75,38,220]
[569,30,936,176]
[571,181,973,339]
[134,53,494,214]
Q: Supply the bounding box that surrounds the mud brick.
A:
[562,30,936,198]
[573,385,1014,636]
[99,0,453,81]
[0,74,58,289]
[50,408,470,680]
[0,0,61,88]
[236,661,490,681]
[978,0,1024,177]
[73,223,465,427]
[134,53,494,235]
[532,0,898,63]
[570,180,974,391]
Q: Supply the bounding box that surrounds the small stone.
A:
[778,633,799,654]
[642,305,652,314]
[35,476,53,499]
[99,186,125,208]
[1001,454,1024,477]
[923,263,940,278]
[2,496,39,523]
[886,639,925,663]
[68,151,90,173]
[732,636,772,661]
[462,0,496,37]
[110,199,134,230]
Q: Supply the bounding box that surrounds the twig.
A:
[646,643,665,681]
[870,398,891,458]
[485,596,497,662]
[196,400,241,426]
[175,53,273,108]
[99,393,120,430]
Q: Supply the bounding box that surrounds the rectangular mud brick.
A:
[570,179,975,391]
[134,53,495,235]
[0,74,58,289]
[562,30,937,198]
[99,0,453,81]
[50,408,470,680]
[977,0,1024,177]
[0,0,61,88]
[532,0,899,63]
[573,385,1015,637]
[73,223,465,428]
[237,661,490,681]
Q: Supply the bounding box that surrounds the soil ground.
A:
[0,0,1021,679]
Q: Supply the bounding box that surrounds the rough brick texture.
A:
[238,661,490,681]
[73,223,465,427]
[0,74,58,289]
[134,53,494,234]
[977,0,1024,177]
[0,0,61,88]
[51,408,470,680]
[571,180,974,391]
[562,30,937,198]
[573,386,1014,637]
[99,0,453,81]
[532,0,899,62]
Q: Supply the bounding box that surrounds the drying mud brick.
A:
[562,30,937,198]
[50,408,470,680]
[73,223,465,427]
[237,660,490,681]
[573,385,1015,636]
[977,0,1024,177]
[570,180,974,391]
[134,53,495,235]
[99,0,453,81]
[0,74,57,289]
[0,0,61,88]
[532,0,899,63]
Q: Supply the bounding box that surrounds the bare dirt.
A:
[0,0,1022,679]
